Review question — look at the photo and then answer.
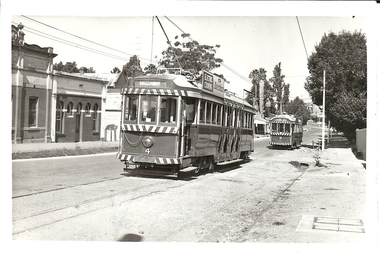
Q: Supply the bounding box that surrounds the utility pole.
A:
[322,70,326,151]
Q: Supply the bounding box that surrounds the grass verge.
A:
[12,147,119,160]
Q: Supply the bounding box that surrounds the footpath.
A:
[12,141,119,160]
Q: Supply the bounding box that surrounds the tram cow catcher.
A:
[269,114,303,149]
[116,69,256,177]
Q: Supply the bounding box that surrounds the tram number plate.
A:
[134,156,155,163]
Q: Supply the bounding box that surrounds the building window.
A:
[85,103,91,117]
[28,97,38,127]
[93,103,99,132]
[77,102,82,115]
[67,102,74,117]
[56,101,64,133]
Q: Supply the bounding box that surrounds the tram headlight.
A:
[142,136,154,148]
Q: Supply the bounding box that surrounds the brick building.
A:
[11,23,108,143]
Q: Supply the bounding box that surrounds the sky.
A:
[8,5,370,101]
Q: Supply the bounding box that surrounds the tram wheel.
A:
[208,162,216,171]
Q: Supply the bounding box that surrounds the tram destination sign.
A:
[135,80,167,88]
[202,70,225,97]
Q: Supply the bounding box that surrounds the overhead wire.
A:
[12,22,137,63]
[296,16,309,60]
[155,16,182,69]
[16,16,153,65]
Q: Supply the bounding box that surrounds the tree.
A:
[248,68,268,112]
[263,80,276,117]
[304,30,367,140]
[53,61,79,73]
[53,61,96,73]
[283,96,311,125]
[81,67,95,73]
[329,90,366,141]
[270,62,289,114]
[159,33,223,76]
[111,67,121,73]
[144,64,158,74]
[123,55,143,77]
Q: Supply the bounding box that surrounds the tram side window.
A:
[140,95,157,124]
[227,106,232,127]
[125,95,138,123]
[199,100,206,123]
[234,109,239,127]
[160,97,177,124]
[220,105,224,126]
[206,102,212,124]
[212,103,218,124]
[245,112,251,128]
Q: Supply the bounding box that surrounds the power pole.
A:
[322,70,326,151]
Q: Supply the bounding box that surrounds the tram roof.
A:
[131,73,256,112]
[270,114,300,123]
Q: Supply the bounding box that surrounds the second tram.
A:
[269,114,303,149]
[116,69,256,177]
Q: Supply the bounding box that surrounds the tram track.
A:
[12,176,176,235]
[13,140,315,240]
[12,176,124,199]
[155,147,308,242]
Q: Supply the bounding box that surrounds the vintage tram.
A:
[116,69,256,177]
[269,114,303,149]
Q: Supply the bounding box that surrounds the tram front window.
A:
[160,97,177,124]
[125,95,138,123]
[285,124,291,133]
[141,95,157,124]
[272,123,277,132]
[279,123,285,132]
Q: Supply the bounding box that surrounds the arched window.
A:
[92,103,99,132]
[56,101,64,133]
[67,102,74,117]
[85,103,91,116]
[77,103,82,115]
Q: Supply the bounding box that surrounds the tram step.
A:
[179,166,198,173]
[217,159,243,166]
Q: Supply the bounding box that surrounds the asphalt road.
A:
[12,129,323,242]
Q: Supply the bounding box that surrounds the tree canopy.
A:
[110,67,121,74]
[159,33,223,76]
[304,30,367,140]
[283,96,311,125]
[53,61,95,73]
[123,55,143,77]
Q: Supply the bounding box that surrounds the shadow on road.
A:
[118,233,144,242]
